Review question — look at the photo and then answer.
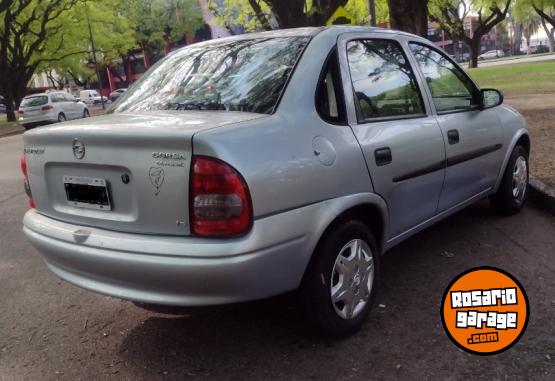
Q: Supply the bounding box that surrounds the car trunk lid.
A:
[23,111,265,236]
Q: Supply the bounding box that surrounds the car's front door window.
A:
[409,43,479,113]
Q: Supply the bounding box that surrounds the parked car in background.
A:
[0,103,6,114]
[530,44,549,54]
[455,52,470,63]
[109,88,127,102]
[478,50,504,60]
[79,90,109,105]
[22,27,529,337]
[18,92,89,129]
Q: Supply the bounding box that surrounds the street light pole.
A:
[85,2,105,110]
[369,0,376,26]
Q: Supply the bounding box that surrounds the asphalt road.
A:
[1,134,555,380]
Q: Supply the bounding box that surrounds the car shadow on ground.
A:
[116,201,545,378]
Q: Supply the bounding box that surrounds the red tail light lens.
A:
[17,109,24,115]
[190,156,252,237]
[20,153,28,178]
[41,105,53,112]
[21,153,35,209]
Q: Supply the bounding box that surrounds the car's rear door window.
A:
[409,43,479,113]
[346,39,425,122]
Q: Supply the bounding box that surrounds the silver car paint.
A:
[22,26,528,306]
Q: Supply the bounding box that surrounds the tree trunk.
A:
[467,39,481,69]
[387,0,429,37]
[541,18,555,52]
[5,102,16,122]
[512,23,523,54]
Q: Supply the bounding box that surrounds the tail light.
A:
[21,153,36,209]
[41,105,53,112]
[190,156,252,237]
[17,109,24,115]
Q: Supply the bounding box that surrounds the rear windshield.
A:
[110,37,309,115]
[21,96,48,107]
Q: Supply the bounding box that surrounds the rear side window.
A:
[346,39,425,122]
[409,43,479,113]
[21,96,48,107]
[316,49,346,124]
[51,94,64,103]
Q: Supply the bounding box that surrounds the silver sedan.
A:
[22,26,529,337]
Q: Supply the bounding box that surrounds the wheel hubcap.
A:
[330,239,374,320]
[512,156,527,202]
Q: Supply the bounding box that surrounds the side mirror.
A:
[480,88,503,109]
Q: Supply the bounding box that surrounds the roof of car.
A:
[23,93,50,98]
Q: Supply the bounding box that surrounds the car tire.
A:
[83,109,90,118]
[299,219,380,338]
[57,113,66,123]
[489,145,529,214]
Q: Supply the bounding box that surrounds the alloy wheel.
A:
[512,156,527,203]
[330,239,375,320]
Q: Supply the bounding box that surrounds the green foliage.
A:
[208,0,275,32]
[344,0,389,25]
[37,0,137,81]
[209,0,389,32]
[125,0,205,50]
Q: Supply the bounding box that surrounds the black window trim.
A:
[345,37,428,125]
[314,46,348,126]
[408,41,482,116]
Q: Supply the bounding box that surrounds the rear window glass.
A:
[111,37,309,115]
[21,96,48,107]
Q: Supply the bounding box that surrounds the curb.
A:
[528,177,555,216]
[0,122,25,138]
[0,129,24,138]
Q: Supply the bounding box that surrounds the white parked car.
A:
[478,50,504,60]
[18,92,90,130]
[79,90,109,105]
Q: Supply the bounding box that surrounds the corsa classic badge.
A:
[152,151,187,167]
[72,139,85,160]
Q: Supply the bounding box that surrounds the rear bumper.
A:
[22,208,319,306]
[19,113,57,125]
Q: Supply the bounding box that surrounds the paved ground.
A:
[478,53,555,68]
[1,134,554,380]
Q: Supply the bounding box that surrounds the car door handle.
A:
[374,147,392,166]
[447,129,459,145]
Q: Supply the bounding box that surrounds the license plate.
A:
[63,176,111,210]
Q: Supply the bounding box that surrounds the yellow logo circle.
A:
[441,267,529,355]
